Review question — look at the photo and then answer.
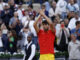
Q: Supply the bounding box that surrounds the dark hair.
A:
[28,4,33,9]
[76,21,80,26]
[41,4,46,8]
[60,21,64,24]
[42,20,48,25]
[74,0,77,3]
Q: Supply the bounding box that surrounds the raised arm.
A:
[33,15,41,33]
[40,10,55,33]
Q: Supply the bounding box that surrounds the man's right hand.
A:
[39,10,45,16]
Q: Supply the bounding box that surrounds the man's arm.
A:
[33,15,41,33]
[40,10,55,33]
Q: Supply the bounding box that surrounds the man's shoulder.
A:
[69,41,73,45]
[76,40,80,44]
[70,18,76,21]
[31,43,36,48]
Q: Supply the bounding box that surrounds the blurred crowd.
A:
[0,0,80,60]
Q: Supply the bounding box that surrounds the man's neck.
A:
[44,30,49,32]
[28,41,32,46]
[28,41,32,44]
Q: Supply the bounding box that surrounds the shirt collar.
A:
[27,41,32,48]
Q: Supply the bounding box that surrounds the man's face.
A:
[27,36,32,42]
[9,0,14,5]
[14,12,18,17]
[25,11,28,16]
[75,14,79,19]
[42,24,49,31]
[71,34,76,41]
[28,7,32,11]
[64,19,69,25]
[78,23,80,28]
[52,2,56,8]
[70,0,74,5]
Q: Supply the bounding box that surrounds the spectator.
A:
[44,0,51,11]
[28,4,36,19]
[0,0,7,11]
[15,19,23,36]
[0,5,13,29]
[56,21,70,52]
[34,10,55,60]
[1,24,8,38]
[21,9,30,26]
[64,18,69,28]
[8,0,18,15]
[67,11,75,20]
[25,32,36,60]
[55,16,61,30]
[74,0,79,12]
[77,0,80,9]
[20,25,30,46]
[49,1,61,19]
[0,29,4,52]
[67,0,79,20]
[9,17,23,36]
[9,12,18,29]
[67,0,79,13]
[68,12,80,30]
[71,21,80,40]
[1,24,8,51]
[57,0,67,19]
[67,0,76,12]
[17,3,23,21]
[68,34,80,60]
[8,30,17,54]
[24,12,36,37]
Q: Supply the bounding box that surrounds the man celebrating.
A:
[34,10,55,60]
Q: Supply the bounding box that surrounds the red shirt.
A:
[38,30,55,54]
